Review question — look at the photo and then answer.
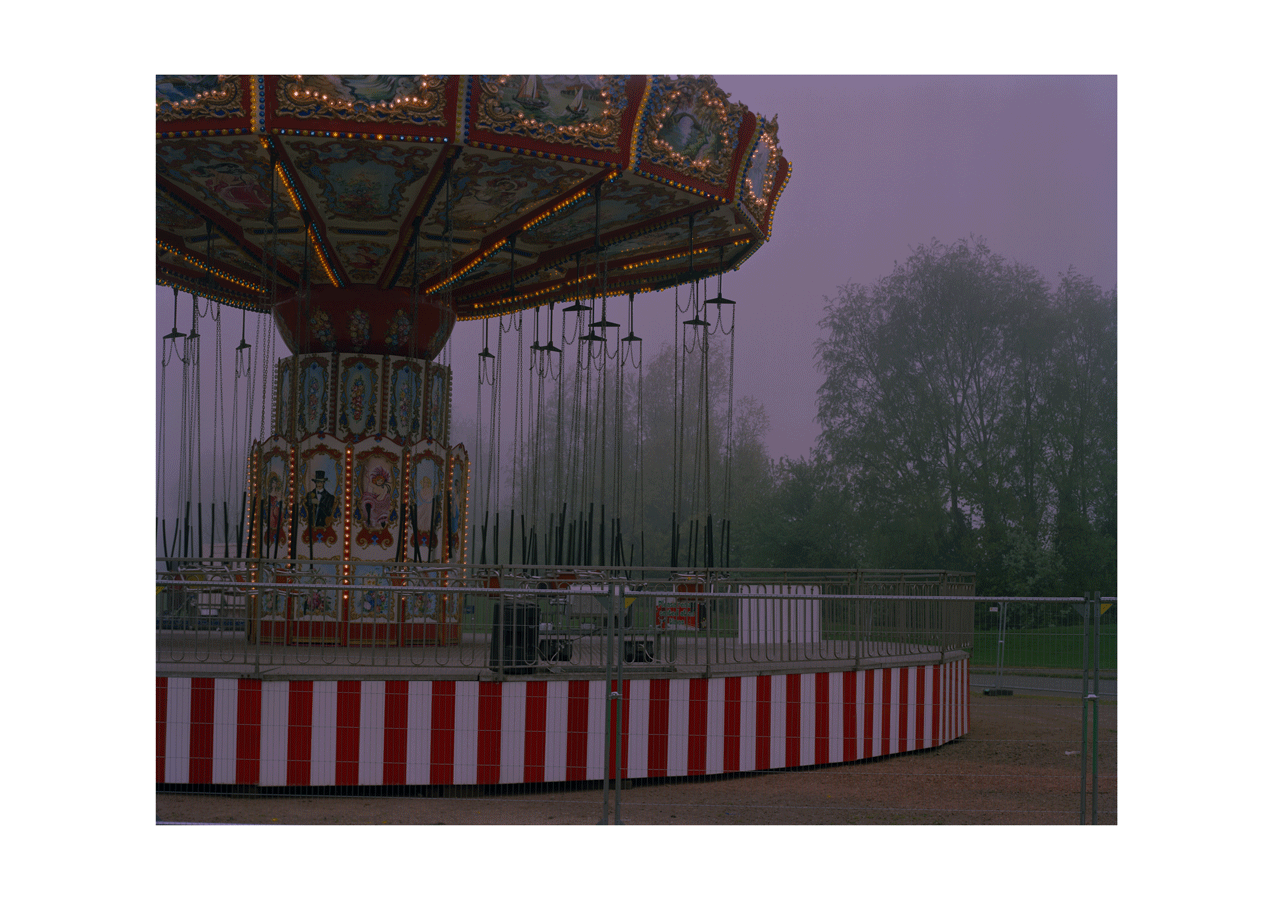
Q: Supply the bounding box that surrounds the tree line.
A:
[746,237,1116,597]
[484,236,1115,598]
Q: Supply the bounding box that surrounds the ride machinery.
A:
[156,75,790,645]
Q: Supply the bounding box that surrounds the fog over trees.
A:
[761,237,1116,595]
[495,235,1116,598]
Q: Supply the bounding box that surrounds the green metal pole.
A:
[1092,591,1101,824]
[1079,592,1091,824]
[599,582,614,824]
[996,601,1008,691]
[615,582,625,825]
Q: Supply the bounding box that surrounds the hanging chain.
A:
[568,303,585,522]
[254,147,281,445]
[613,301,623,541]
[475,319,484,541]
[532,331,547,537]
[230,308,245,543]
[688,282,706,526]
[723,289,736,523]
[215,304,228,542]
[597,295,607,551]
[513,310,524,530]
[492,318,504,529]
[204,219,224,546]
[247,309,261,442]
[675,281,691,529]
[409,215,421,387]
[158,305,170,546]
[177,301,191,552]
[189,287,203,550]
[581,323,595,540]
[554,303,566,551]
[637,326,645,563]
[620,291,644,566]
[258,310,273,442]
[701,277,712,525]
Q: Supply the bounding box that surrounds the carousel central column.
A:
[248,285,468,647]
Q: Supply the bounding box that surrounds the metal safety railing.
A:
[155,559,977,677]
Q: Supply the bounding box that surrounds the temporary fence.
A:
[968,596,1117,697]
[968,593,1117,825]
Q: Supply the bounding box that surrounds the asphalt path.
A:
[971,672,1116,698]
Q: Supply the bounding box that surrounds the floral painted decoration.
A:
[309,308,336,350]
[348,308,371,349]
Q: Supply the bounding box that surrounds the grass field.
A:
[971,624,1117,671]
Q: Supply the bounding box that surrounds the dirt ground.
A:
[156,692,1116,825]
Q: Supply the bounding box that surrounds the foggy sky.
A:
[449,74,1117,461]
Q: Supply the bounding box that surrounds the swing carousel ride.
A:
[157,74,791,646]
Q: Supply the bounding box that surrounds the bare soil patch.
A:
[156,693,1116,825]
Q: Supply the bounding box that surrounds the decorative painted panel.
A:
[350,438,405,561]
[446,148,593,234]
[297,439,344,560]
[425,363,450,445]
[348,564,398,623]
[156,137,281,224]
[337,355,379,440]
[250,561,291,643]
[156,75,249,125]
[638,75,744,194]
[255,440,293,559]
[400,564,444,625]
[275,357,295,440]
[473,75,631,157]
[447,444,470,564]
[287,138,438,226]
[409,441,447,564]
[296,355,332,437]
[385,358,424,443]
[743,119,779,211]
[274,75,451,129]
[290,565,342,644]
[739,116,788,239]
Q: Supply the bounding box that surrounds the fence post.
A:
[996,601,1008,691]
[1091,591,1101,824]
[1079,592,1092,824]
[599,582,614,825]
[615,582,625,825]
[251,562,262,676]
[597,582,628,824]
[983,601,1012,696]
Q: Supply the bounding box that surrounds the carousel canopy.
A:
[157,75,790,354]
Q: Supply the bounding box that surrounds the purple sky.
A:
[449,74,1117,461]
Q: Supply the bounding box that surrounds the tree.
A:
[815,238,1116,594]
[1043,271,1117,595]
